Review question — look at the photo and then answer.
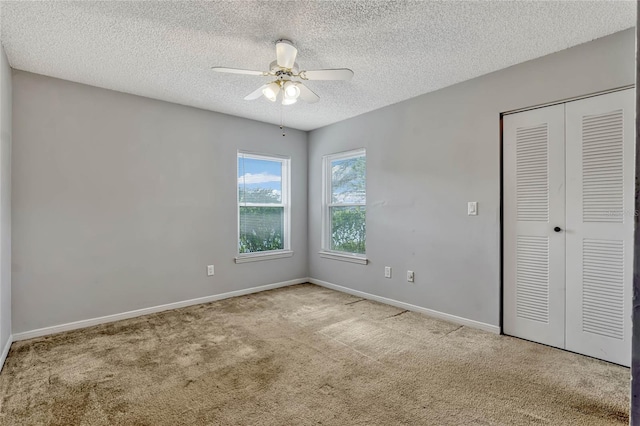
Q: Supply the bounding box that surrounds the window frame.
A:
[320,148,368,264]
[235,150,292,263]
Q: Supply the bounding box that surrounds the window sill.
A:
[318,251,368,265]
[235,250,294,264]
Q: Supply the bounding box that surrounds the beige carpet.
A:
[0,284,629,425]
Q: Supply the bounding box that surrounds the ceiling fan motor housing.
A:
[269,60,299,77]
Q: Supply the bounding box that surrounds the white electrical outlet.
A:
[207,265,215,276]
[384,266,392,278]
[407,270,415,283]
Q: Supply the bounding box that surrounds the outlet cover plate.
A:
[407,270,415,282]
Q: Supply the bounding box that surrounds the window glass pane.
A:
[239,206,284,253]
[238,156,283,204]
[331,156,366,204]
[330,206,366,254]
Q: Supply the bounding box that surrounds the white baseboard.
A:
[309,278,501,334]
[0,334,12,372]
[13,278,308,341]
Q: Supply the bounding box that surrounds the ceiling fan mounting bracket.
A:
[275,39,294,47]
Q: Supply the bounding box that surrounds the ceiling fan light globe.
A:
[282,97,297,106]
[262,82,280,102]
[283,81,300,99]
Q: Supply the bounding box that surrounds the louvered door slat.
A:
[516,123,549,222]
[516,236,549,323]
[581,239,625,339]
[582,109,624,224]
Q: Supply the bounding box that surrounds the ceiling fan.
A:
[212,39,353,105]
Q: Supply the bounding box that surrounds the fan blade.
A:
[300,68,353,81]
[276,40,297,69]
[244,85,268,100]
[211,67,267,76]
[297,83,320,104]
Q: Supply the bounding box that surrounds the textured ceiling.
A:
[0,1,636,131]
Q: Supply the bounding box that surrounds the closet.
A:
[503,89,634,366]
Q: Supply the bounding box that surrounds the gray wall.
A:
[12,72,308,333]
[0,45,11,351]
[308,28,636,327]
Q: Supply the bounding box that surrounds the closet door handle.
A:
[554,227,562,233]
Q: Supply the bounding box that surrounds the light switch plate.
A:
[468,201,478,216]
[207,265,215,276]
[384,266,392,278]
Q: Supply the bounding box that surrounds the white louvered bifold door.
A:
[503,104,566,349]
[565,89,634,366]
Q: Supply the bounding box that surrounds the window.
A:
[236,151,291,263]
[321,149,367,263]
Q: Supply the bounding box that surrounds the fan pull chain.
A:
[280,102,286,137]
